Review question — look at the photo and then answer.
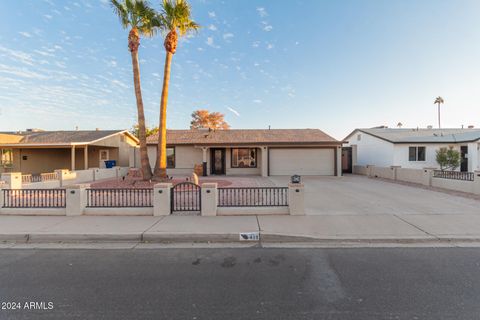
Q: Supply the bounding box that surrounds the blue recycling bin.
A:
[104,160,116,168]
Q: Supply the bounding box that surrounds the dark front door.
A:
[342,147,352,174]
[211,148,226,175]
[460,146,468,172]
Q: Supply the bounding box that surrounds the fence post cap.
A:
[154,183,172,188]
[202,183,217,188]
[288,183,304,188]
[65,183,90,189]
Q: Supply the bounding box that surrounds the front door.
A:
[460,146,468,172]
[342,147,352,174]
[211,148,225,175]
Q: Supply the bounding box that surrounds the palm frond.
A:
[160,0,199,35]
[110,0,130,28]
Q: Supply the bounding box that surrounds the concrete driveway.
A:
[268,175,480,215]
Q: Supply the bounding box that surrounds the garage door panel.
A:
[269,148,334,176]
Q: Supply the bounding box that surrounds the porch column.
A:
[84,145,88,170]
[261,146,268,177]
[467,142,479,171]
[202,147,208,176]
[71,146,76,171]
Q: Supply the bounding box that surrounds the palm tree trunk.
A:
[131,50,152,180]
[154,51,173,179]
[438,103,441,129]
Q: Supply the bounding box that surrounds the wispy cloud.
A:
[206,37,219,48]
[19,32,32,38]
[227,106,240,116]
[253,99,262,104]
[257,7,268,18]
[208,11,216,18]
[223,33,234,41]
[263,25,273,32]
[208,24,217,31]
[0,46,35,65]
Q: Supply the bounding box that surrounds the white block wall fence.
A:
[0,167,129,189]
[0,183,305,216]
[354,165,480,195]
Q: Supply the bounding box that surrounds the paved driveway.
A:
[268,175,480,215]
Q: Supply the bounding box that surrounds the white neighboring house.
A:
[343,127,480,172]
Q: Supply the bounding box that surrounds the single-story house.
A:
[0,129,138,174]
[145,129,343,177]
[343,127,480,172]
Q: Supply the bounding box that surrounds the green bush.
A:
[436,147,460,171]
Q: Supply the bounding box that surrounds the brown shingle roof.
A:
[147,129,340,145]
[0,130,134,145]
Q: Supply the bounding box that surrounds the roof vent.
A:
[96,128,100,131]
[468,125,475,129]
[427,125,433,129]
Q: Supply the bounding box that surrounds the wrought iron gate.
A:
[171,182,201,213]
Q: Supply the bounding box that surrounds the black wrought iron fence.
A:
[86,188,153,207]
[218,187,288,207]
[2,189,66,208]
[433,170,474,182]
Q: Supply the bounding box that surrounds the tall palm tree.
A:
[153,0,199,179]
[111,0,158,180]
[434,96,444,129]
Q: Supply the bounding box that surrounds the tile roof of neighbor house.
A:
[351,128,480,143]
[0,130,137,145]
[147,129,341,145]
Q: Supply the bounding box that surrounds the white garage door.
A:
[269,148,335,176]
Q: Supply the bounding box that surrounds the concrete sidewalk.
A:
[2,213,480,244]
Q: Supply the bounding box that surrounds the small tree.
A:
[436,147,460,171]
[190,109,230,130]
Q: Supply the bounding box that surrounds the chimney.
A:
[95,128,100,131]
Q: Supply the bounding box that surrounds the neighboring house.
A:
[343,127,480,172]
[0,129,138,174]
[146,129,342,177]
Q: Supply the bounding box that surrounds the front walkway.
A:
[91,175,275,188]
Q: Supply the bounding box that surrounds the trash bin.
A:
[104,160,116,168]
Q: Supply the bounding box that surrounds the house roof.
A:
[147,129,340,146]
[0,130,138,146]
[347,128,480,144]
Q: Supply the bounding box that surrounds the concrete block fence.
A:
[0,167,129,189]
[0,182,305,217]
[354,165,480,195]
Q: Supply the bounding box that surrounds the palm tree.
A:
[111,0,157,180]
[153,0,199,179]
[434,96,444,129]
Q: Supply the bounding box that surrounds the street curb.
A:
[0,234,29,242]
[27,233,142,242]
[142,233,241,243]
[2,233,480,245]
[260,233,480,243]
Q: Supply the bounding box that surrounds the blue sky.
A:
[1,0,480,139]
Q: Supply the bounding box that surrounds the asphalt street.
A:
[1,247,480,319]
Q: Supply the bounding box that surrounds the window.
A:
[408,146,426,161]
[0,149,13,167]
[231,148,256,168]
[357,134,361,141]
[167,147,175,168]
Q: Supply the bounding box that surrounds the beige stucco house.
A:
[145,129,342,177]
[0,129,138,174]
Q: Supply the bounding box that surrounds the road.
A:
[1,247,480,319]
